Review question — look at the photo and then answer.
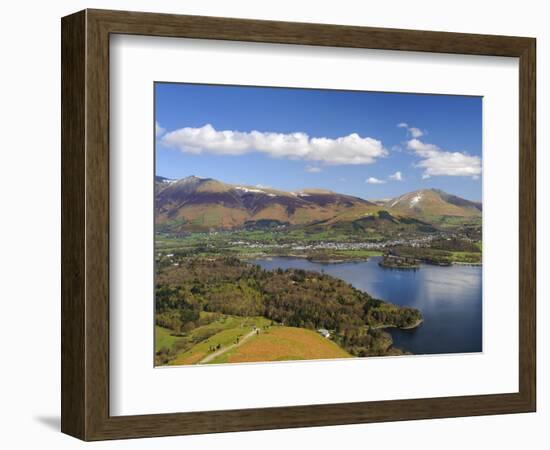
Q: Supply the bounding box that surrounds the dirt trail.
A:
[198,328,258,364]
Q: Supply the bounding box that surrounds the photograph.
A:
[154,83,483,366]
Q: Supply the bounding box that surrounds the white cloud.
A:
[305,166,322,173]
[388,171,403,181]
[366,177,386,184]
[155,121,166,137]
[397,122,424,138]
[409,127,424,138]
[160,124,388,165]
[407,138,481,178]
[407,139,441,158]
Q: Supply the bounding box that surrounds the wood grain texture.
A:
[61,10,86,439]
[89,8,532,56]
[61,8,537,441]
[518,39,536,410]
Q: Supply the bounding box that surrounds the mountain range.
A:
[155,175,481,233]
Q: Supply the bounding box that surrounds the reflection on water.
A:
[253,256,482,355]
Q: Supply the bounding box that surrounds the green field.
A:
[155,325,185,350]
[155,230,385,264]
[449,251,482,264]
[156,314,272,366]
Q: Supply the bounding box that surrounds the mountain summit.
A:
[385,188,482,217]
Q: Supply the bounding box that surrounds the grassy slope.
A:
[449,251,482,263]
[423,215,482,228]
[166,316,271,366]
[157,315,352,366]
[156,325,185,349]
[209,326,351,364]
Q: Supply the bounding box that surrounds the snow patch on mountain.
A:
[409,194,423,207]
[236,186,266,194]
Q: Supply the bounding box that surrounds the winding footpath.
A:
[198,328,258,364]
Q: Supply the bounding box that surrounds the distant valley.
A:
[152,83,484,366]
[154,175,483,366]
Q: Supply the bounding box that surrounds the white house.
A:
[317,328,330,338]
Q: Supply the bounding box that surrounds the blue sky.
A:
[155,83,482,201]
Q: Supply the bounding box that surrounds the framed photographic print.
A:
[61,9,536,440]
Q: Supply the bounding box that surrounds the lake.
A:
[252,256,482,355]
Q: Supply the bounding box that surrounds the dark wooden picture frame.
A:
[61,9,536,441]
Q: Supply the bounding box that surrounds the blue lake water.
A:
[252,256,482,355]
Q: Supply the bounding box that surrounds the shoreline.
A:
[251,253,482,267]
[451,261,482,266]
[378,262,420,270]
[371,318,424,331]
[401,318,424,329]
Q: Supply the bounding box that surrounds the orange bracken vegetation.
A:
[225,327,352,363]
[170,350,206,366]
